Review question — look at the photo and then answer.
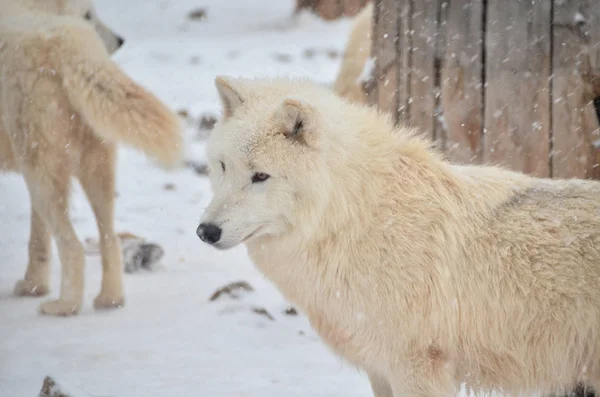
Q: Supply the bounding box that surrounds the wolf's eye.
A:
[219,161,225,172]
[84,11,92,20]
[252,172,270,183]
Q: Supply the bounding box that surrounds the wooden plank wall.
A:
[441,0,484,164]
[552,0,600,179]
[369,0,600,179]
[368,0,401,116]
[408,0,437,141]
[484,0,551,177]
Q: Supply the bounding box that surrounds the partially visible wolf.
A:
[0,0,182,316]
[333,2,372,104]
[198,75,600,397]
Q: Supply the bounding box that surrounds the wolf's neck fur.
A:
[247,107,532,313]
[249,113,447,297]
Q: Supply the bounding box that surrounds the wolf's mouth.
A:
[242,225,265,243]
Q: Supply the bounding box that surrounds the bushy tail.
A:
[56,33,182,168]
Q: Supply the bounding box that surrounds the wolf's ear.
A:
[275,98,317,146]
[215,76,245,119]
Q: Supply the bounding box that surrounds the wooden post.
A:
[408,0,438,142]
[483,0,552,177]
[552,0,600,179]
[441,0,484,163]
[368,0,400,116]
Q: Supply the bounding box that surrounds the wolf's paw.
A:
[14,279,49,297]
[39,299,80,317]
[93,292,125,310]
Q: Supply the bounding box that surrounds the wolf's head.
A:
[12,0,125,54]
[198,76,365,250]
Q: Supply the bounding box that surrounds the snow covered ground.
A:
[0,1,375,395]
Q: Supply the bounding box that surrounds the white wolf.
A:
[0,0,182,316]
[198,75,600,397]
[333,2,373,104]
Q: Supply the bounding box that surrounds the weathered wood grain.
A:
[483,0,552,177]
[368,0,401,117]
[552,0,600,179]
[409,0,439,141]
[441,0,485,164]
[368,0,597,180]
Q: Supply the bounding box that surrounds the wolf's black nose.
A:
[196,223,222,244]
[116,36,125,47]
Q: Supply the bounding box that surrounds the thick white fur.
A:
[202,75,600,397]
[0,0,182,316]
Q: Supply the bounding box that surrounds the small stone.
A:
[284,306,298,316]
[187,8,207,20]
[303,48,316,59]
[122,241,165,273]
[185,160,209,176]
[273,53,292,63]
[251,306,275,321]
[326,49,340,59]
[39,376,82,397]
[199,114,218,131]
[209,281,255,301]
